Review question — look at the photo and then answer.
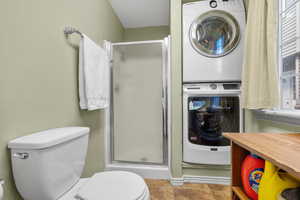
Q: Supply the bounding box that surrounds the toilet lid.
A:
[75,171,147,200]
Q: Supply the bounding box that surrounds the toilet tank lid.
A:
[8,127,90,150]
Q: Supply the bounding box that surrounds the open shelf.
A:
[232,186,249,200]
[224,133,300,200]
[225,133,300,179]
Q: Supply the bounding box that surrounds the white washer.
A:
[183,0,246,83]
[183,83,243,165]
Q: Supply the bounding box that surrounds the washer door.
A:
[190,10,240,58]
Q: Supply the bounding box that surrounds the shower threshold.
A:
[105,163,170,180]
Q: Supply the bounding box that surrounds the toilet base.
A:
[59,179,89,200]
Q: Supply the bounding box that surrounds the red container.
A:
[241,154,265,200]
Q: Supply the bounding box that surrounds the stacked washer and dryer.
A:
[183,0,246,165]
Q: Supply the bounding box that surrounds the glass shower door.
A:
[111,41,167,164]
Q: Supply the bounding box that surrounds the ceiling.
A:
[109,0,170,28]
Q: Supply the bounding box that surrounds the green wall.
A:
[245,110,300,133]
[183,166,231,177]
[170,0,183,178]
[0,0,123,199]
[0,1,281,199]
[124,26,170,41]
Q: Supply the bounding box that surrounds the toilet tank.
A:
[8,127,90,200]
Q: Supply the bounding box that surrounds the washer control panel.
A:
[184,83,241,92]
[209,83,218,90]
[209,0,218,8]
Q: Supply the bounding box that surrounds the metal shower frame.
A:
[104,38,171,168]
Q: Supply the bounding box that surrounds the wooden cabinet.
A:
[224,133,300,200]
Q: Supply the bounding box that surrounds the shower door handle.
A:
[161,91,167,137]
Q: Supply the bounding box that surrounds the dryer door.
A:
[190,10,240,58]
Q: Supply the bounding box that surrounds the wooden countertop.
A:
[224,133,300,179]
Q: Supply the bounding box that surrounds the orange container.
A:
[241,154,265,200]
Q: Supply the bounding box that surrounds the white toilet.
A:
[8,127,150,200]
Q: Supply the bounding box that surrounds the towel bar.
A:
[64,26,83,37]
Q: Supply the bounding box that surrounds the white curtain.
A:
[242,0,280,109]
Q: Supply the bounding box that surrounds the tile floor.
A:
[145,179,231,200]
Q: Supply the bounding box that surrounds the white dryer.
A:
[183,0,246,83]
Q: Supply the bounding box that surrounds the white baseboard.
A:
[170,175,231,186]
[170,177,184,186]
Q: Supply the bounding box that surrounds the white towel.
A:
[79,34,109,110]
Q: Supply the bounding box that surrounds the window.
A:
[279,0,300,110]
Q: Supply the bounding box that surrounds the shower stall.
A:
[104,37,171,179]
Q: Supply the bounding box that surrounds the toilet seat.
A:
[75,171,149,200]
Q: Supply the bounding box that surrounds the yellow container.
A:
[258,160,300,200]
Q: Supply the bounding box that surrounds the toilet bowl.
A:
[59,172,150,200]
[62,171,150,200]
[8,127,150,200]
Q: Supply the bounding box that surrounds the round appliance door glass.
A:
[190,10,240,57]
